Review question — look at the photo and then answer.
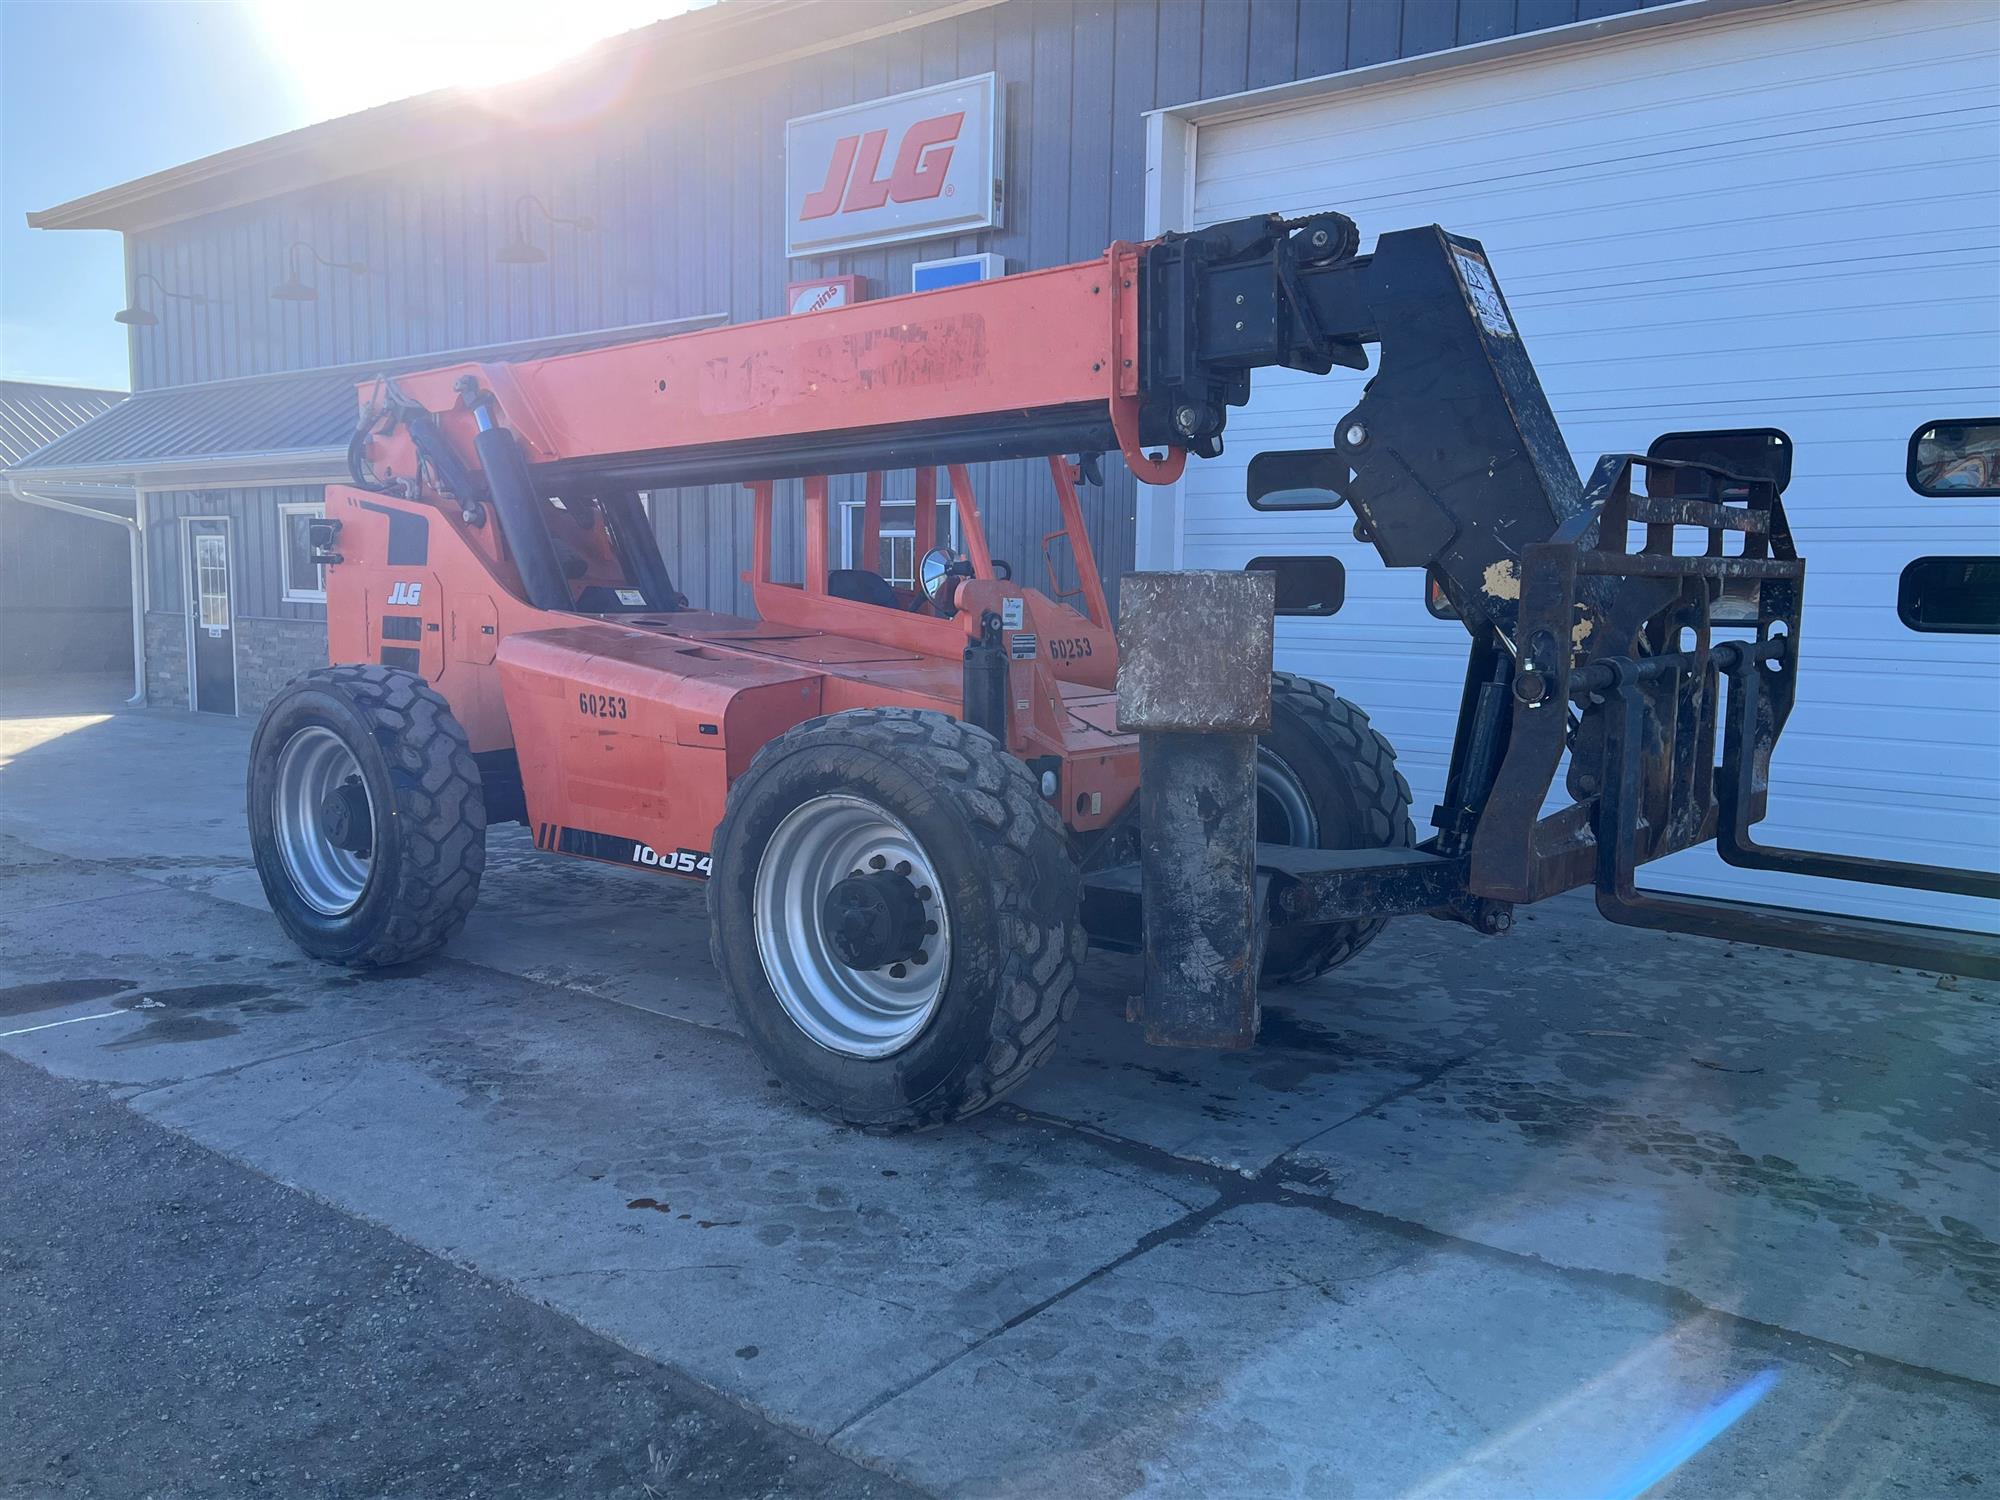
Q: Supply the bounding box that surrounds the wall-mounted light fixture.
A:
[114,272,210,326]
[496,194,596,266]
[271,240,369,303]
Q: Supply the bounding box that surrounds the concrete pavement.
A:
[0,1050,914,1500]
[2,676,1995,1496]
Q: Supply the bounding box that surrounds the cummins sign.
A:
[785,73,1004,257]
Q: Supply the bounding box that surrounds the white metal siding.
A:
[1183,0,2000,930]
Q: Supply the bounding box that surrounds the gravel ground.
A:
[0,1054,919,1500]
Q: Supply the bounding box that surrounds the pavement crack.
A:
[1273,1043,1492,1164]
[777,1275,921,1316]
[514,1264,746,1284]
[0,886,171,917]
[996,1091,2000,1399]
[116,1006,505,1104]
[828,1187,1244,1441]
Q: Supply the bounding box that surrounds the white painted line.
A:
[0,1009,128,1040]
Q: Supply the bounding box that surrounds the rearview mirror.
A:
[1248,449,1351,511]
[1248,555,1345,616]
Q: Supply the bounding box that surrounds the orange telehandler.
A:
[247,211,1998,1127]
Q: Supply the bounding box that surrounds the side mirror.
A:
[1248,449,1351,511]
[919,546,962,608]
[1648,427,1793,494]
[1247,555,1345,617]
[307,516,343,565]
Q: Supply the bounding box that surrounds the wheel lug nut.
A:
[889,963,908,978]
[870,854,887,870]
[916,886,933,901]
[914,951,928,965]
[924,920,937,935]
[895,860,911,875]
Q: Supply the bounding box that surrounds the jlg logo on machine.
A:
[387,581,423,606]
[785,74,1002,257]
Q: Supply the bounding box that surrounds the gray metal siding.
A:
[122,0,1674,615]
[147,485,328,624]
[0,499,134,675]
[0,381,135,676]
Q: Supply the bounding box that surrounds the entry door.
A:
[186,518,236,715]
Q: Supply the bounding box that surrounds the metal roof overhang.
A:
[2,313,728,491]
[2,370,359,490]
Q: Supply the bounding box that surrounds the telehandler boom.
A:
[246,210,1998,1127]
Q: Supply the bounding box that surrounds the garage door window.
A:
[1898,556,2000,634]
[280,503,326,603]
[1907,420,2000,498]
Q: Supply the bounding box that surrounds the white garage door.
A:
[1181,0,2000,930]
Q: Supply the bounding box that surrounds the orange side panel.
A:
[323,485,544,754]
[498,624,824,872]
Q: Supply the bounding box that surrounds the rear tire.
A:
[708,708,1084,1130]
[248,665,485,967]
[1257,672,1414,986]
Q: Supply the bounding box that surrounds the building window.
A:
[840,498,958,588]
[194,534,231,628]
[280,502,326,602]
[1907,419,2000,498]
[1898,556,2000,634]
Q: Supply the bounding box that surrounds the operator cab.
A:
[529,492,684,615]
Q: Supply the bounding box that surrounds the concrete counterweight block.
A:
[1116,570,1275,1049]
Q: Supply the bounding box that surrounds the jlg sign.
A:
[785,73,1003,257]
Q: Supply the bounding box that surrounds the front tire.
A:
[248,665,485,967]
[1257,673,1414,986]
[708,708,1084,1130]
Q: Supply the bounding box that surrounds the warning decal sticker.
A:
[1451,249,1516,339]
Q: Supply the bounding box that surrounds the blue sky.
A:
[0,0,689,391]
[2,3,300,389]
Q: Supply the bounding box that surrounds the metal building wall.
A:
[0,499,134,676]
[145,484,329,624]
[123,0,1674,615]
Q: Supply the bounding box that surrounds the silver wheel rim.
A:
[1256,748,1319,847]
[752,794,951,1059]
[273,725,374,916]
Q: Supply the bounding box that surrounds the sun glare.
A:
[251,0,701,121]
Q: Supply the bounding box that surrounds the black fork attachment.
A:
[1117,213,1998,1037]
[1473,450,2000,979]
